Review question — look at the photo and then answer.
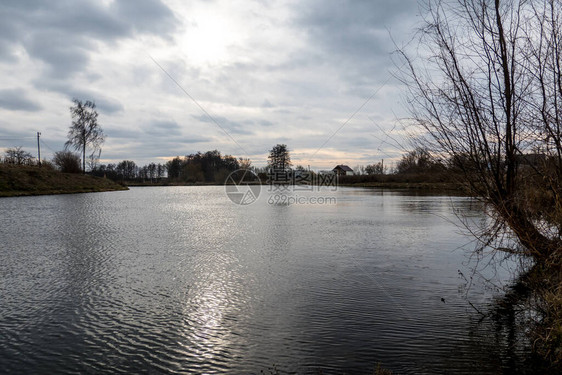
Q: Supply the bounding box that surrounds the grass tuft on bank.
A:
[0,163,128,197]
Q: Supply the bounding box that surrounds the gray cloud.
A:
[261,99,274,108]
[257,120,275,127]
[112,0,179,36]
[0,0,178,78]
[33,80,124,114]
[27,33,92,78]
[192,114,254,135]
[297,1,415,52]
[107,120,212,157]
[143,120,182,137]
[107,128,141,140]
[241,119,275,127]
[296,0,417,88]
[104,137,214,161]
[95,98,125,115]
[0,88,42,111]
[0,124,37,139]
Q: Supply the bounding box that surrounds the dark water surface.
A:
[0,187,529,374]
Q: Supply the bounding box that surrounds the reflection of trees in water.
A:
[462,264,560,374]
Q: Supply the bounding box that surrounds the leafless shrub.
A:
[53,150,81,174]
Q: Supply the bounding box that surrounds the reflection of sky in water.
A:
[184,277,228,360]
[0,186,529,374]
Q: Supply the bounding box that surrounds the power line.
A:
[148,54,250,158]
[0,137,36,140]
[309,74,395,159]
[40,140,58,153]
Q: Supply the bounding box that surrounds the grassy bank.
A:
[0,164,128,197]
[339,181,461,191]
[336,172,469,194]
[125,181,216,186]
[126,170,464,190]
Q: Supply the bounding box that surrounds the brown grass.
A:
[0,163,128,197]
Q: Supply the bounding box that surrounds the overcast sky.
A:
[0,0,422,169]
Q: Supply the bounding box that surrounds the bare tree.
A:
[267,144,292,171]
[354,165,366,175]
[65,99,104,173]
[366,161,385,175]
[400,0,562,261]
[3,147,32,165]
[157,163,166,179]
[116,160,137,180]
[239,157,252,170]
[396,147,438,174]
[147,162,157,182]
[87,149,101,172]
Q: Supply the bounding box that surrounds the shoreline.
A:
[1,164,466,197]
[0,164,128,198]
[0,186,128,198]
[127,181,466,192]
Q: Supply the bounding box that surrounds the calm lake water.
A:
[0,187,531,374]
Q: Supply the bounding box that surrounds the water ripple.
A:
[0,188,529,374]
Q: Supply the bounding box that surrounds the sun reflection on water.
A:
[176,240,244,369]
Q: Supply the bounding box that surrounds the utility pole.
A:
[37,132,41,166]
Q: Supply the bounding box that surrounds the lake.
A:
[0,186,531,374]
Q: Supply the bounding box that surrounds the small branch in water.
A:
[467,299,489,320]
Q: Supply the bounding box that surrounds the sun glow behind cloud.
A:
[173,3,244,66]
[182,18,230,65]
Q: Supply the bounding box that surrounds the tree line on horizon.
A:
[1,140,494,184]
[165,150,250,183]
